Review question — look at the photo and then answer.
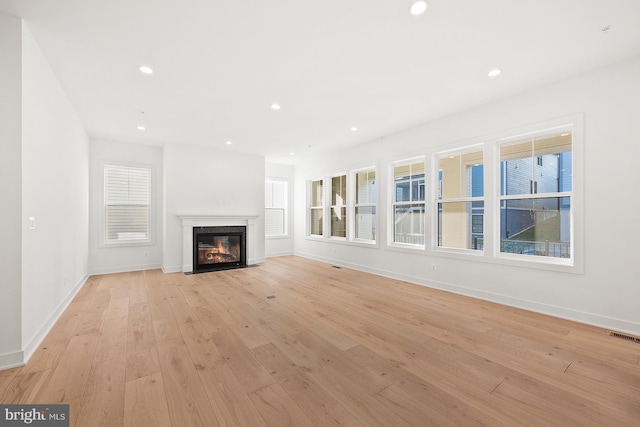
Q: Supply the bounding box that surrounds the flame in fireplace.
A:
[198,236,240,265]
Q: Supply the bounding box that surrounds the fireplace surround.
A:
[178,215,259,273]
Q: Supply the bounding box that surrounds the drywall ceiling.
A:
[2,0,640,164]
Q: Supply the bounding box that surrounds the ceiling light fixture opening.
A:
[488,68,502,77]
[271,104,281,110]
[226,141,232,145]
[410,1,428,16]
[289,152,295,156]
[137,125,146,131]
[350,127,358,132]
[139,66,153,74]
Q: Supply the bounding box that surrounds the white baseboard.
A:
[90,263,162,275]
[0,351,25,371]
[0,273,90,371]
[266,251,294,258]
[21,273,89,364]
[294,252,640,336]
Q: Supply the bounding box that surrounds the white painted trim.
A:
[0,351,25,371]
[265,251,294,258]
[1,273,91,371]
[90,263,162,275]
[294,252,640,336]
[22,273,89,363]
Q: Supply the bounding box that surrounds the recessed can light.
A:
[271,104,281,110]
[226,141,232,145]
[488,69,502,77]
[137,125,146,131]
[410,1,428,15]
[289,152,295,156]
[139,66,153,74]
[350,126,358,132]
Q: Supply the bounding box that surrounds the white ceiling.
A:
[2,0,640,164]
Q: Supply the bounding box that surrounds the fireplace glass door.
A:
[193,226,246,273]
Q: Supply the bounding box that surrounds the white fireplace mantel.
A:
[178,215,259,272]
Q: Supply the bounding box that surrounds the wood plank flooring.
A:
[1,256,639,426]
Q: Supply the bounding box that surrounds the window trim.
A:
[100,161,155,248]
[429,114,583,273]
[495,124,574,265]
[433,144,485,253]
[351,165,377,245]
[330,173,348,239]
[388,156,427,250]
[265,178,289,239]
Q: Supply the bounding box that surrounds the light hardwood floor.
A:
[1,256,639,426]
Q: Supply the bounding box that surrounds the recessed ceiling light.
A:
[226,141,232,145]
[488,69,502,77]
[137,125,146,131]
[350,126,358,132]
[410,1,428,15]
[289,152,295,156]
[271,104,281,110]
[139,66,153,74]
[601,25,612,33]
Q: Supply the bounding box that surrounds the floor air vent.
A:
[609,331,640,344]
[332,265,342,269]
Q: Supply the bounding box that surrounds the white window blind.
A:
[265,180,287,236]
[105,165,150,243]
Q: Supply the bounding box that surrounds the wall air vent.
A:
[609,331,640,344]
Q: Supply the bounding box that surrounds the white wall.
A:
[0,11,24,368]
[163,144,265,272]
[20,24,90,360]
[294,55,640,335]
[89,139,163,274]
[266,162,295,257]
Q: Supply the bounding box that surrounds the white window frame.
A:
[351,166,377,244]
[330,173,348,239]
[101,162,154,247]
[308,178,324,237]
[496,124,574,265]
[389,156,427,250]
[265,178,289,238]
[434,145,485,253]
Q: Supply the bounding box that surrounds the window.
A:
[392,158,425,246]
[331,174,347,238]
[437,147,484,251]
[499,129,572,259]
[309,179,324,236]
[104,164,151,244]
[354,168,376,241]
[265,180,288,237]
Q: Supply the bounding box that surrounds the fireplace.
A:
[193,226,246,273]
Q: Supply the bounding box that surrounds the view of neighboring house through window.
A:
[437,147,484,251]
[331,174,347,238]
[104,164,151,244]
[265,179,288,237]
[309,179,324,236]
[499,129,572,258]
[354,168,376,241]
[392,158,426,246]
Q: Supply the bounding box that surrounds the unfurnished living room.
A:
[1,1,639,426]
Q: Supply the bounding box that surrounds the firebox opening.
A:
[193,226,246,273]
